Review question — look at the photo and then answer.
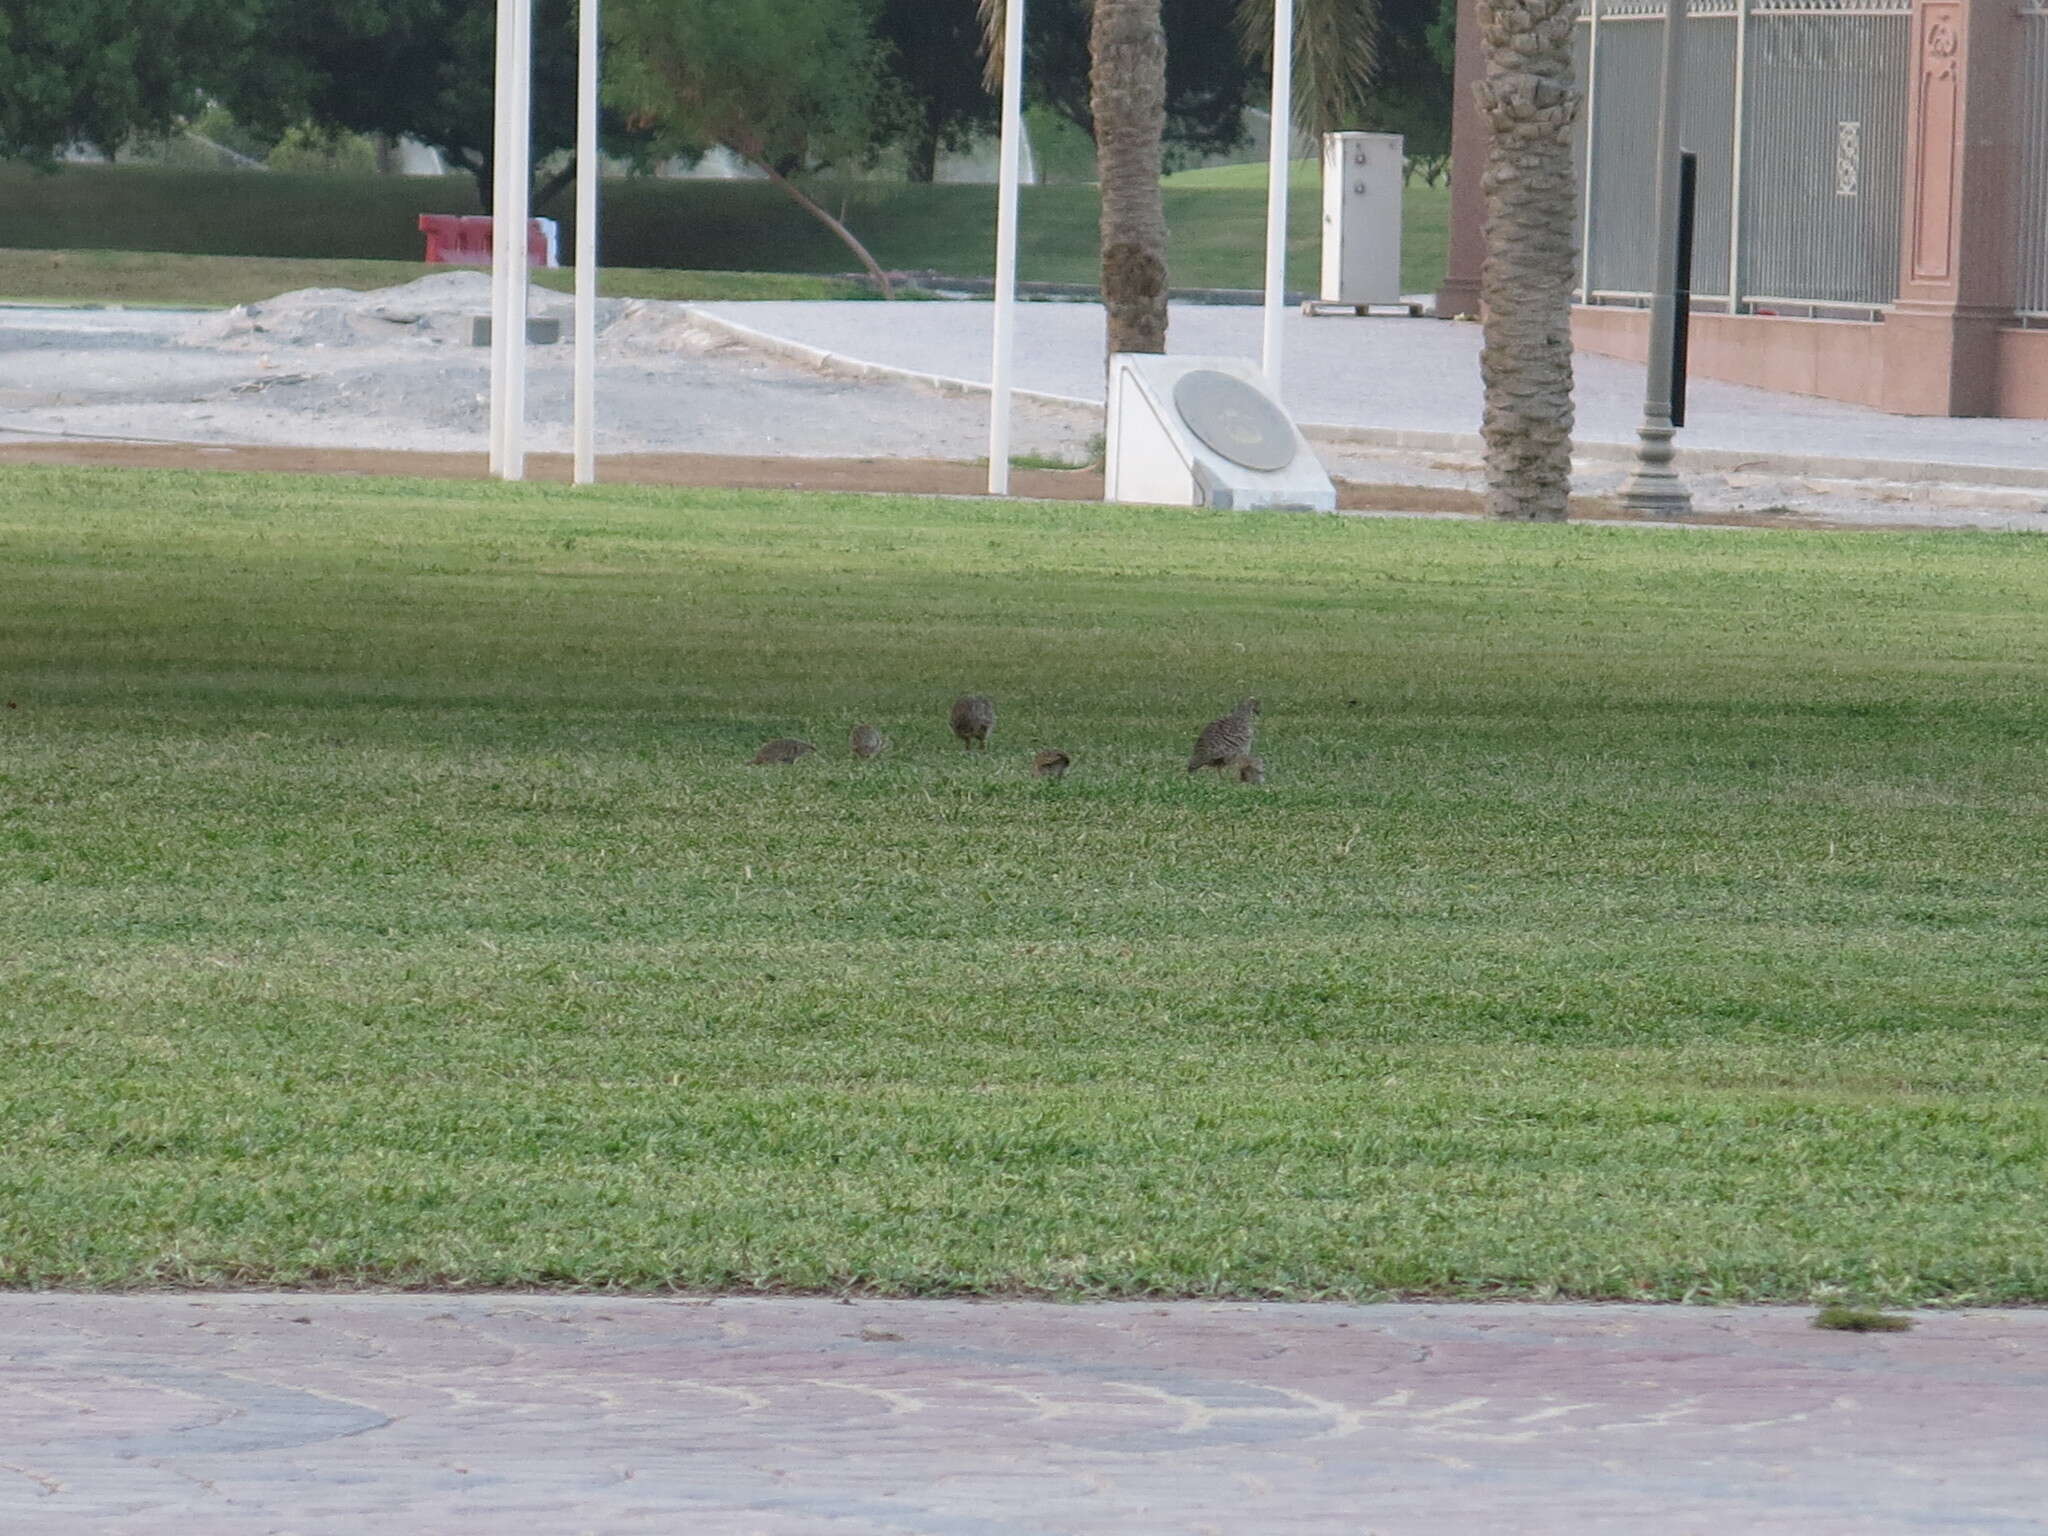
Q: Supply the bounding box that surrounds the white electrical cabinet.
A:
[1313,131,1410,315]
[1104,354,1335,512]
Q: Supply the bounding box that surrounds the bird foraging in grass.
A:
[849,724,886,759]
[1188,697,1259,773]
[1032,749,1071,780]
[950,694,995,751]
[749,738,816,765]
[1230,754,1265,784]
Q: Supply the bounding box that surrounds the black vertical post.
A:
[1671,150,1697,430]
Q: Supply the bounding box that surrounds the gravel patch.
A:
[0,272,1096,463]
[3,276,2041,529]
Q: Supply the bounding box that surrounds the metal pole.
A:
[1672,149,1696,428]
[1618,0,1693,516]
[573,0,599,486]
[1261,0,1295,390]
[1578,0,1602,304]
[489,0,516,475]
[1726,0,1751,314]
[502,0,533,482]
[987,0,1026,497]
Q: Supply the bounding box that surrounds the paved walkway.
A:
[693,300,2048,478]
[6,1296,2045,1534]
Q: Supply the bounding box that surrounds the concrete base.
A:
[1996,327,2048,418]
[469,315,563,348]
[1301,301,1425,318]
[1105,354,1336,512]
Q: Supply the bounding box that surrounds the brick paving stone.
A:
[2,1297,2045,1534]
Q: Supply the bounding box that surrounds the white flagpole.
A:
[573,0,599,485]
[503,0,533,482]
[1261,0,1295,393]
[489,0,516,475]
[987,0,1026,497]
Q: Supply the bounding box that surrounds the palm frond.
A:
[1235,0,1382,141]
[978,0,1098,96]
[977,0,1007,95]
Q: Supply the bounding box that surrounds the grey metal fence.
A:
[1574,0,1911,315]
[2020,4,2048,318]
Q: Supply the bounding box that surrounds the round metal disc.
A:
[1171,369,1297,472]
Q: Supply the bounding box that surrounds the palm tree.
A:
[982,0,1382,363]
[1473,0,1582,519]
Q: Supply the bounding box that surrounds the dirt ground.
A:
[0,438,1103,500]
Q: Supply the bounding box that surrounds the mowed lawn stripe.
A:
[1,465,2043,1297]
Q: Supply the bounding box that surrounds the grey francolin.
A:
[1187,697,1259,772]
[1230,754,1265,784]
[749,738,816,765]
[949,694,995,751]
[849,724,886,759]
[1032,749,1071,780]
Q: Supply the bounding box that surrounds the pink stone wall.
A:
[1994,329,2048,419]
[1571,307,2046,420]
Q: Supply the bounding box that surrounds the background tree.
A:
[987,0,1256,165]
[1240,0,1455,180]
[217,0,645,213]
[1475,0,1581,519]
[875,0,999,183]
[0,0,258,165]
[1364,0,1453,178]
[606,0,907,297]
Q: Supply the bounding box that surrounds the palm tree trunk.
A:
[1091,0,1170,358]
[1475,0,1582,520]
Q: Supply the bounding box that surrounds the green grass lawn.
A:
[0,249,873,308]
[0,163,1449,299]
[3,466,2044,1300]
[1161,159,1322,189]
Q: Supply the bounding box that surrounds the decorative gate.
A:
[1574,0,1913,315]
[2019,3,2048,318]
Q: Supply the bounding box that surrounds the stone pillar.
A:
[1882,0,2020,415]
[1436,0,1487,318]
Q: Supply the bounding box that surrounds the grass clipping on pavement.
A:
[1,465,2044,1300]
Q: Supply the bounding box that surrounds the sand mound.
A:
[185,270,621,351]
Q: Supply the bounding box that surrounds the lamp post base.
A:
[1618,418,1693,516]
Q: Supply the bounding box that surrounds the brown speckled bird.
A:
[1032,749,1071,780]
[1230,754,1265,784]
[849,724,886,759]
[1187,697,1259,773]
[749,737,815,765]
[950,694,995,751]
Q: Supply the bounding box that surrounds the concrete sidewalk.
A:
[6,1295,2044,1534]
[691,301,2048,482]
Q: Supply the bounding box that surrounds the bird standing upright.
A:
[850,724,886,759]
[1187,697,1259,773]
[950,694,996,751]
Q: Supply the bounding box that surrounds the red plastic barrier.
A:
[417,215,555,267]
